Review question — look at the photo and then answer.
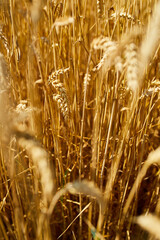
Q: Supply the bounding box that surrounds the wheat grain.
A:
[109,10,141,25]
[0,27,10,57]
[91,36,117,51]
[16,132,55,203]
[53,94,69,121]
[135,214,160,240]
[83,73,91,89]
[139,1,160,83]
[97,0,104,18]
[54,17,74,27]
[48,68,70,122]
[124,43,139,93]
[48,180,105,216]
[92,36,119,72]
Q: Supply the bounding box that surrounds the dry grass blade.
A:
[135,214,160,240]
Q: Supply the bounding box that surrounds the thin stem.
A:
[79,51,91,238]
[100,71,119,189]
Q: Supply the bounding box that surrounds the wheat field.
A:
[0,0,160,239]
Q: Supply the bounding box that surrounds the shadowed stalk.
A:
[123,147,160,217]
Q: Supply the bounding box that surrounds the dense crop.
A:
[0,0,160,239]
